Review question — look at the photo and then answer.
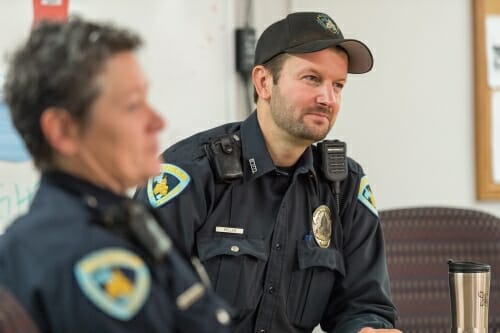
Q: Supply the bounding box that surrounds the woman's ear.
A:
[40,108,80,156]
[252,65,273,101]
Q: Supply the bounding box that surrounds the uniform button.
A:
[230,245,240,252]
[85,195,97,208]
[268,286,275,294]
[275,243,281,250]
[257,330,266,333]
[215,308,230,325]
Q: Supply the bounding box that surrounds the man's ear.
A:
[252,65,273,101]
[40,108,80,156]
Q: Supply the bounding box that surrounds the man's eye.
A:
[304,75,319,82]
[334,82,345,90]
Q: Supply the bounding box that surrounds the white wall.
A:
[0,0,241,230]
[1,0,499,232]
[288,0,500,218]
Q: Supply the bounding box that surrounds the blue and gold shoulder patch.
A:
[74,248,151,321]
[147,163,191,208]
[357,175,379,217]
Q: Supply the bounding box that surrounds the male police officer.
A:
[136,12,400,333]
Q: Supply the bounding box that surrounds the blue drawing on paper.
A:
[0,101,30,162]
[0,74,30,163]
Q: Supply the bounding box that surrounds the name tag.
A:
[215,226,244,235]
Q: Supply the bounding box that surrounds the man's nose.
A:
[315,84,336,108]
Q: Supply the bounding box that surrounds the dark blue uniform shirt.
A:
[0,171,231,333]
[135,112,397,333]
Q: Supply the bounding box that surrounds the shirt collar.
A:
[239,112,316,181]
[42,170,128,209]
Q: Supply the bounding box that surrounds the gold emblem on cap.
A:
[312,205,332,248]
[316,14,338,34]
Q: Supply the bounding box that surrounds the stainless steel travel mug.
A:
[448,260,490,333]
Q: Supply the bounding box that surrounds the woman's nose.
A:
[148,106,166,132]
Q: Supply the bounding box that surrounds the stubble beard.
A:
[270,89,333,143]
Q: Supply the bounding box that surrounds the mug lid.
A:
[448,259,491,273]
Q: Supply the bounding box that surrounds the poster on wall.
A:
[0,74,39,233]
[486,15,500,89]
[0,0,70,231]
[493,91,500,183]
[0,74,30,163]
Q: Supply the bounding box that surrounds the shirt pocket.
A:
[287,239,346,329]
[197,235,268,319]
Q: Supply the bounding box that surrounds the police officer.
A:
[136,12,400,333]
[0,17,230,333]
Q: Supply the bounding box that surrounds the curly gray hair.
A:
[3,17,142,169]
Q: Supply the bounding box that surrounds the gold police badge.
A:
[312,205,332,248]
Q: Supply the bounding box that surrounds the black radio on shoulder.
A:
[204,134,244,183]
[317,139,348,212]
[317,139,348,183]
[101,200,172,261]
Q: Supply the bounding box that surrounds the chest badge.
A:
[312,205,332,248]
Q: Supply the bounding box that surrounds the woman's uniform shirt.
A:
[0,172,231,333]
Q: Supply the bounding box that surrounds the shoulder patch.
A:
[74,248,151,321]
[147,163,191,208]
[357,175,379,217]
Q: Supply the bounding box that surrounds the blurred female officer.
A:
[0,17,230,333]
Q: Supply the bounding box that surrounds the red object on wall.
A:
[33,0,69,25]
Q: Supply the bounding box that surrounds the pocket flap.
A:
[197,236,268,262]
[297,240,345,276]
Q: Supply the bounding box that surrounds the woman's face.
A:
[75,51,165,192]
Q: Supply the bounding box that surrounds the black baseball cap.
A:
[254,12,373,74]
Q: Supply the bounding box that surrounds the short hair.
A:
[253,53,289,103]
[3,17,142,169]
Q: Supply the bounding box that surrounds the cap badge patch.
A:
[357,175,378,217]
[74,248,151,320]
[312,205,332,248]
[316,14,338,34]
[147,163,191,208]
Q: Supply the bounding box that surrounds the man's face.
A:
[269,48,348,142]
[75,51,165,191]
